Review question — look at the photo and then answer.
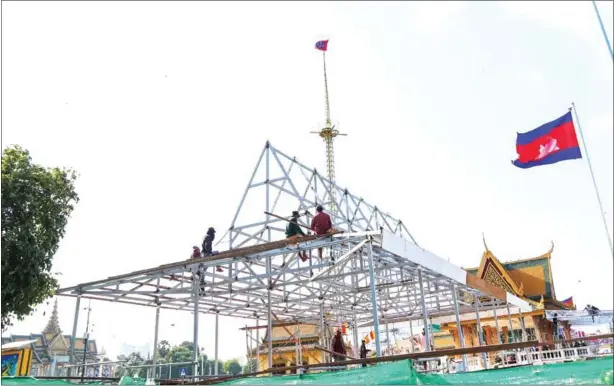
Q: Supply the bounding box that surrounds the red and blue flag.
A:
[561,297,575,309]
[315,40,329,52]
[512,111,582,169]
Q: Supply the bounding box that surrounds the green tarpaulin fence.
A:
[1,358,612,385]
[221,356,614,385]
[0,375,146,385]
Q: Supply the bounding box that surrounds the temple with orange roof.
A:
[435,238,576,361]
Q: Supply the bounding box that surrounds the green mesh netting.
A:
[0,377,102,384]
[0,376,148,385]
[118,376,147,385]
[221,356,614,385]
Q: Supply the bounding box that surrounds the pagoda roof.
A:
[464,237,574,311]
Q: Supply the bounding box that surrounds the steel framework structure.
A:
[57,142,533,376]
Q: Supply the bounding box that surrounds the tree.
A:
[1,146,79,328]
[157,340,171,358]
[115,352,146,378]
[166,341,197,378]
[242,358,258,374]
[223,359,242,376]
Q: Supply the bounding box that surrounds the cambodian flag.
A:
[315,40,329,52]
[561,296,575,309]
[512,111,582,169]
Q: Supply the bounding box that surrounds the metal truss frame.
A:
[56,142,529,374]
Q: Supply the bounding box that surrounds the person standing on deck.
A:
[202,227,223,272]
[359,339,370,368]
[310,205,333,259]
[330,329,347,363]
[286,211,309,262]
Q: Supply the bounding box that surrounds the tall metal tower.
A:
[311,40,346,215]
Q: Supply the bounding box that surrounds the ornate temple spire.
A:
[43,298,61,334]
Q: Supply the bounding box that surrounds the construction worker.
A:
[359,339,370,367]
[202,227,223,272]
[310,205,333,259]
[330,329,347,364]
[191,246,201,259]
[285,211,309,262]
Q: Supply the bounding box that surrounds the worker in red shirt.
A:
[310,205,333,259]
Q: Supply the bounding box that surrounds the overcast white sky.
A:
[2,1,613,362]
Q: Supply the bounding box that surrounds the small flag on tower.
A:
[315,40,329,52]
[512,111,582,169]
[561,297,575,309]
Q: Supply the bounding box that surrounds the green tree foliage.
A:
[243,358,258,374]
[118,340,244,380]
[224,358,242,375]
[157,340,171,358]
[1,146,79,328]
[115,352,146,378]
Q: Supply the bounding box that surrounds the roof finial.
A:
[548,241,555,255]
[43,298,61,335]
[482,233,489,252]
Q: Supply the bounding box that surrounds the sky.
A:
[2,1,613,363]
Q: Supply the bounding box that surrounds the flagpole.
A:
[570,102,614,259]
[591,1,614,62]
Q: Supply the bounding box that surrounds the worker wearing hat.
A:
[202,227,223,272]
[285,211,308,262]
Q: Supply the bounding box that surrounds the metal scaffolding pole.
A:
[152,306,160,379]
[68,296,81,377]
[493,305,501,344]
[295,322,300,366]
[267,256,273,370]
[366,240,382,357]
[408,318,415,353]
[256,319,260,372]
[320,303,326,363]
[506,303,515,343]
[474,296,488,369]
[352,306,359,358]
[215,312,219,375]
[451,283,468,371]
[417,269,431,352]
[385,320,391,354]
[193,276,200,377]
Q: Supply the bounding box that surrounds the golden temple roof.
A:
[464,237,572,310]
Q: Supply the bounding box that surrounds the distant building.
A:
[434,242,575,365]
[246,321,338,375]
[1,299,100,376]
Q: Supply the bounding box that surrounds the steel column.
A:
[451,283,468,371]
[408,318,415,353]
[267,255,273,370]
[352,306,359,358]
[366,240,382,357]
[152,306,160,378]
[506,303,514,343]
[69,296,81,376]
[474,296,488,369]
[320,302,326,363]
[493,304,501,344]
[214,312,219,375]
[256,319,260,372]
[417,269,431,352]
[193,276,200,377]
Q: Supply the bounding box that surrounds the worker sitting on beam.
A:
[310,205,335,259]
[286,211,309,262]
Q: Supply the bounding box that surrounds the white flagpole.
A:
[591,1,614,62]
[570,102,614,259]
